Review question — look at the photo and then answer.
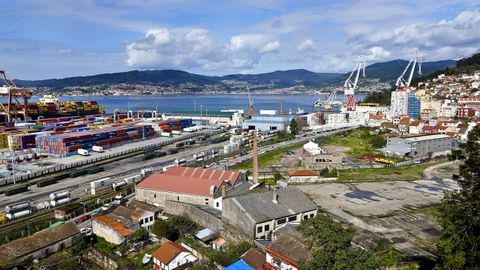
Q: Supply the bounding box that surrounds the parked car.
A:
[101,204,111,211]
[128,242,143,253]
[80,228,92,236]
[78,214,92,223]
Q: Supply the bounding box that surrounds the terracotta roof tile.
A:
[241,248,266,269]
[152,242,190,264]
[137,166,241,196]
[287,170,319,177]
[95,215,133,237]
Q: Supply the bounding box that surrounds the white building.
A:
[152,242,197,270]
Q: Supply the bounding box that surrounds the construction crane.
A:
[0,70,33,123]
[344,56,366,111]
[395,51,422,88]
[246,86,255,117]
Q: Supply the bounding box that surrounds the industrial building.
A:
[135,166,244,210]
[241,115,294,132]
[222,188,317,240]
[380,134,458,158]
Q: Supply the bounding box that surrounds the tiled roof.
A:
[95,215,133,237]
[241,248,266,270]
[152,242,190,264]
[127,200,162,213]
[287,170,319,177]
[137,166,241,197]
[267,234,311,265]
[0,222,80,261]
[112,205,144,221]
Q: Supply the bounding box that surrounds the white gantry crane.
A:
[246,86,255,117]
[395,51,422,88]
[344,56,366,111]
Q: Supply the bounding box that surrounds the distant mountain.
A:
[14,59,456,90]
[365,59,457,82]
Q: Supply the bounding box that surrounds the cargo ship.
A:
[1,95,105,122]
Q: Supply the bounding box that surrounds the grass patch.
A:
[337,161,447,182]
[131,243,161,266]
[232,143,304,169]
[316,127,386,157]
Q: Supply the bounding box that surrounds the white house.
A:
[152,242,197,270]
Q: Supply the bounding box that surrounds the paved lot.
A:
[298,178,459,258]
[298,179,458,217]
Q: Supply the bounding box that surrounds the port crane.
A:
[0,70,33,123]
[246,86,255,117]
[395,51,422,88]
[344,56,366,111]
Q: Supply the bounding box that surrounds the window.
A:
[153,194,156,198]
[277,218,286,225]
[140,219,143,225]
[150,216,153,222]
[310,213,315,218]
[205,202,209,205]
[177,196,180,201]
[216,202,220,208]
[288,216,297,222]
[265,224,270,231]
[257,226,263,233]
[205,198,209,201]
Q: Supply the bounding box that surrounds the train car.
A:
[175,159,187,166]
[0,215,8,224]
[5,201,31,213]
[49,190,70,201]
[70,169,88,178]
[87,166,104,174]
[167,148,178,155]
[193,152,205,160]
[50,198,71,207]
[37,178,58,187]
[175,142,184,148]
[6,209,32,220]
[140,167,154,177]
[4,185,29,196]
[90,177,112,195]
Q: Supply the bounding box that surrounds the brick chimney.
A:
[252,129,259,184]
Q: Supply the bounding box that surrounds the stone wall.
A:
[135,188,214,208]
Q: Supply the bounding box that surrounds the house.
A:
[135,166,244,210]
[92,204,156,244]
[151,242,197,270]
[0,222,80,264]
[287,170,320,183]
[408,119,423,134]
[222,188,317,240]
[368,113,384,127]
[54,203,84,220]
[127,199,162,218]
[226,248,266,270]
[265,234,311,270]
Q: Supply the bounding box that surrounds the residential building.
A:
[151,242,197,270]
[407,93,421,117]
[222,188,317,240]
[287,170,320,183]
[226,248,266,270]
[135,167,243,210]
[0,222,80,263]
[380,134,458,158]
[390,89,421,118]
[265,234,310,270]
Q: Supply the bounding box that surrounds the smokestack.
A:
[221,180,228,198]
[252,129,259,184]
[272,189,278,204]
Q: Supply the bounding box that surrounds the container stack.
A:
[0,133,8,149]
[10,133,40,149]
[157,118,193,132]
[36,124,156,157]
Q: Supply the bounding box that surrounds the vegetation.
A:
[186,238,253,267]
[55,258,78,270]
[298,214,409,270]
[233,143,304,169]
[132,226,149,242]
[320,168,337,178]
[290,118,299,135]
[337,161,445,182]
[435,126,480,269]
[415,52,480,84]
[362,87,394,106]
[94,236,117,255]
[317,127,387,157]
[152,216,197,242]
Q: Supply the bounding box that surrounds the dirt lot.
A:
[298,178,459,259]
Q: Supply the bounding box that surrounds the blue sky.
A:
[0,0,479,79]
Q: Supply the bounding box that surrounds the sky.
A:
[0,0,479,80]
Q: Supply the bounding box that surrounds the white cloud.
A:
[127,29,280,72]
[358,10,480,60]
[364,46,391,61]
[296,39,317,52]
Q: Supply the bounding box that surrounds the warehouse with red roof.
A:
[135,166,244,210]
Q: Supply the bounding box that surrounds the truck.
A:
[77,149,89,156]
[92,145,104,152]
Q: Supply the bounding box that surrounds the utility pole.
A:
[252,129,259,184]
[280,96,283,115]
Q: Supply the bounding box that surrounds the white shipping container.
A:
[77,149,89,156]
[160,132,172,137]
[172,130,182,135]
[92,145,104,152]
[90,177,112,189]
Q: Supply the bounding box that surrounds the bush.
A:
[153,216,197,242]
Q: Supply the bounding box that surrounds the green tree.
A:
[152,219,178,241]
[273,171,284,181]
[320,168,329,177]
[435,126,480,269]
[370,135,386,148]
[290,119,298,135]
[334,248,377,270]
[132,226,149,242]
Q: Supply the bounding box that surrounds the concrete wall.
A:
[135,188,214,208]
[92,219,126,245]
[165,200,223,232]
[222,198,256,238]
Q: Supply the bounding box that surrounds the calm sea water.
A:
[8,94,366,114]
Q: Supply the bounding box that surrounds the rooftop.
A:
[403,134,451,142]
[151,242,191,265]
[137,166,241,197]
[0,222,80,261]
[240,248,266,269]
[287,170,319,177]
[227,188,317,223]
[95,215,133,237]
[267,234,311,265]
